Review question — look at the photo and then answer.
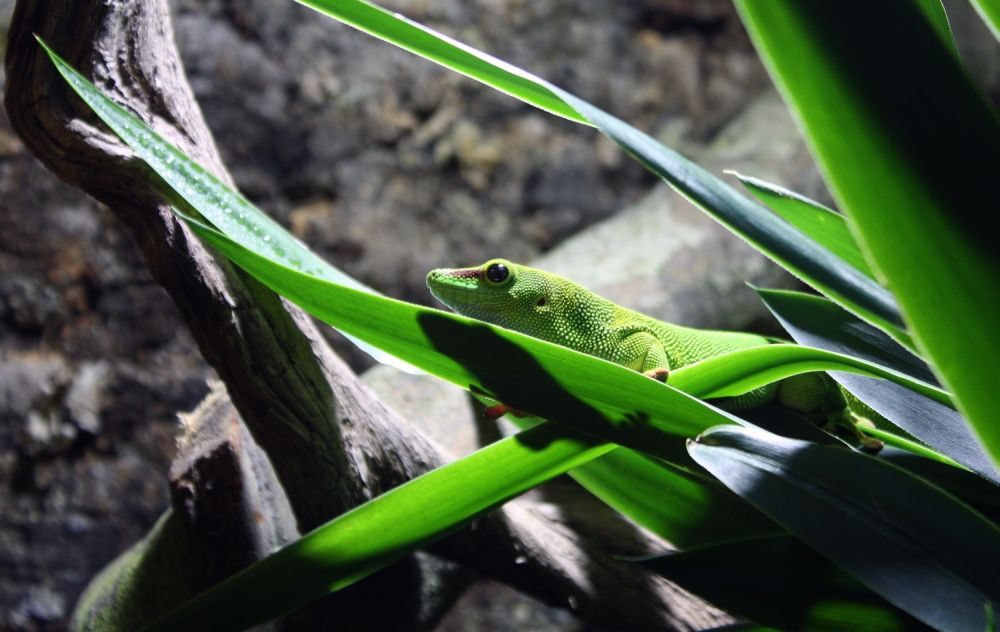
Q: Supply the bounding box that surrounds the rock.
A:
[10,584,66,628]
[361,364,478,459]
[0,274,64,333]
[65,361,111,435]
[0,352,67,421]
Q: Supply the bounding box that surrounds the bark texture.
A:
[4,0,727,629]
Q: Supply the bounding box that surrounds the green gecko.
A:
[426,258,882,449]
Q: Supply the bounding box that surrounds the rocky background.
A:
[2,0,999,630]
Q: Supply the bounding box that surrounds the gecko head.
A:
[426,259,554,332]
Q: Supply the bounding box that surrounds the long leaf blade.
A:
[734,1,1000,465]
[297,0,586,123]
[141,422,612,631]
[668,342,951,408]
[688,425,1000,632]
[733,172,876,280]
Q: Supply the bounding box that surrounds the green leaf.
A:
[35,36,420,375]
[968,0,1000,42]
[668,342,951,409]
[141,422,613,631]
[297,0,586,124]
[877,447,1000,525]
[732,172,876,280]
[757,288,1000,484]
[756,289,935,383]
[734,2,1000,466]
[688,425,1000,632]
[294,0,911,346]
[637,534,933,632]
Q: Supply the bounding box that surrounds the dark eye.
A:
[537,297,546,306]
[486,263,509,283]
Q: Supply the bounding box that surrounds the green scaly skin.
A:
[426,258,882,448]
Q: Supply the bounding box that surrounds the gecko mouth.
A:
[426,268,499,310]
[428,284,492,307]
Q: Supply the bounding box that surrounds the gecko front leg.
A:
[620,331,670,382]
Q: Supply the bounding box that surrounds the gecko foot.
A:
[483,403,531,421]
[643,367,669,382]
[850,414,884,451]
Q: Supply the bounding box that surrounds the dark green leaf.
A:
[757,288,1000,484]
[638,534,932,632]
[756,289,934,383]
[877,447,1000,525]
[733,172,875,280]
[734,1,1000,466]
[689,425,1000,632]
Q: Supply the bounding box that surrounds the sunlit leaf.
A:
[140,422,613,631]
[668,342,951,408]
[184,215,948,466]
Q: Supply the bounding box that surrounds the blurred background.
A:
[1,0,998,629]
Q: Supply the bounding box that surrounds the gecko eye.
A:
[486,263,509,283]
[537,297,546,306]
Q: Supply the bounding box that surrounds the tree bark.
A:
[4,0,728,629]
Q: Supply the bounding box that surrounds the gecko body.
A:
[427,259,881,448]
